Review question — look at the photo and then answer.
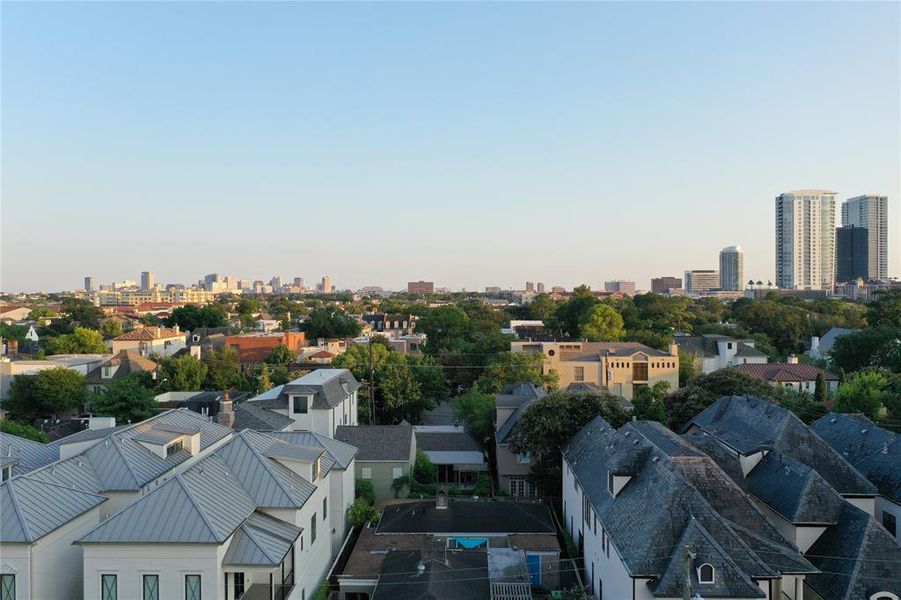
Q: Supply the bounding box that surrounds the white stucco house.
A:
[675,334,769,374]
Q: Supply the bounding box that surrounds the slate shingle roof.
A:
[335,425,414,462]
[811,412,901,504]
[564,417,814,598]
[689,396,876,496]
[804,502,901,600]
[414,430,482,453]
[677,335,768,359]
[246,368,361,410]
[495,384,547,444]
[233,401,294,432]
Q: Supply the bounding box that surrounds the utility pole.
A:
[368,339,376,424]
[683,545,695,600]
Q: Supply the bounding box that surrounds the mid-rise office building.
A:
[84,276,94,293]
[536,282,545,293]
[684,269,720,293]
[650,276,682,294]
[604,280,636,294]
[775,190,836,290]
[842,194,888,280]
[719,246,744,291]
[835,225,869,283]
[140,271,154,291]
[407,280,435,294]
[320,275,333,293]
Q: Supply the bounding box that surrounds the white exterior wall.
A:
[83,543,222,600]
[876,496,901,543]
[24,507,104,600]
[328,462,356,556]
[0,544,29,599]
[845,496,876,516]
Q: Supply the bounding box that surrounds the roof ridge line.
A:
[174,475,222,542]
[108,435,142,489]
[5,478,33,541]
[236,432,308,506]
[16,475,107,499]
[237,520,277,562]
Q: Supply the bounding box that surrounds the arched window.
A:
[697,563,715,584]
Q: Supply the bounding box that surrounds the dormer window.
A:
[166,440,183,457]
[698,563,715,584]
[292,396,308,414]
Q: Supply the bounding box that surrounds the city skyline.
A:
[2,2,899,292]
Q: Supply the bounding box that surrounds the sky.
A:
[2,1,899,293]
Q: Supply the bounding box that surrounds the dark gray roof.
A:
[676,335,767,359]
[1,477,107,542]
[85,350,157,384]
[0,432,59,476]
[372,550,489,600]
[690,396,876,496]
[270,431,357,469]
[249,369,361,411]
[234,401,294,432]
[811,413,901,504]
[335,425,414,462]
[222,511,301,567]
[564,417,814,597]
[414,431,482,453]
[377,499,555,535]
[804,502,901,600]
[495,384,547,444]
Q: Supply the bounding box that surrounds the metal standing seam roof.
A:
[0,433,60,476]
[77,428,336,545]
[1,477,107,543]
[269,431,358,469]
[222,511,302,567]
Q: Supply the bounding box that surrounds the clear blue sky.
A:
[2,1,898,292]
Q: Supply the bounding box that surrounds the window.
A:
[292,396,308,414]
[1,575,14,600]
[311,513,317,543]
[166,440,183,457]
[234,573,245,598]
[698,564,715,584]
[185,575,201,600]
[361,467,372,479]
[323,497,328,520]
[883,512,897,537]
[573,366,584,382]
[515,453,531,464]
[143,575,159,600]
[632,362,648,381]
[101,574,117,600]
[392,467,403,479]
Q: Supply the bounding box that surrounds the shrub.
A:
[0,420,47,443]
[355,479,376,506]
[348,497,380,527]
[473,475,492,497]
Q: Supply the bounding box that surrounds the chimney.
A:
[174,325,180,334]
[787,355,799,365]
[216,390,235,428]
[156,326,162,337]
[669,341,679,357]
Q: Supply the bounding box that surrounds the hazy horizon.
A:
[2,2,899,293]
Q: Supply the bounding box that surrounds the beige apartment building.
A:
[510,340,679,399]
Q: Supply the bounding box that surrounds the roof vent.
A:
[651,456,659,463]
[861,429,868,434]
[830,418,837,424]
[417,561,426,576]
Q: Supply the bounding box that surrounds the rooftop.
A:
[335,425,414,462]
[734,363,838,382]
[377,499,555,535]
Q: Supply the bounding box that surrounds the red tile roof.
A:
[735,363,838,382]
[113,327,182,341]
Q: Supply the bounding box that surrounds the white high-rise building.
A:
[775,190,836,290]
[842,194,888,280]
[719,246,744,291]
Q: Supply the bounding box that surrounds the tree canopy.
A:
[301,306,361,340]
[167,304,229,330]
[46,327,107,354]
[91,374,158,424]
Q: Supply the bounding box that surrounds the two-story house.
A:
[494,383,547,497]
[510,341,678,400]
[675,334,768,373]
[242,369,360,437]
[110,326,186,357]
[334,425,416,500]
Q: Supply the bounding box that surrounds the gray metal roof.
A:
[222,511,301,567]
[335,425,414,462]
[48,425,128,447]
[1,477,106,542]
[269,431,357,470]
[0,432,59,476]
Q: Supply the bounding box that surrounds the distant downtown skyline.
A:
[2,2,898,291]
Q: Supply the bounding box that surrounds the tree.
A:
[0,323,27,343]
[378,364,428,423]
[475,352,557,394]
[256,364,272,393]
[167,305,228,331]
[527,294,558,321]
[300,306,361,340]
[831,327,901,373]
[834,370,890,419]
[678,351,699,387]
[202,348,243,390]
[632,381,670,423]
[664,369,775,431]
[46,327,107,354]
[547,286,597,338]
[454,384,496,441]
[868,290,901,328]
[58,298,106,329]
[813,372,827,404]
[347,497,380,527]
[27,307,56,321]
[581,304,624,341]
[33,368,88,419]
[416,306,473,353]
[413,451,437,485]
[0,419,47,442]
[508,390,630,494]
[91,374,158,423]
[265,343,296,366]
[159,355,208,391]
[99,318,124,339]
[355,479,376,506]
[5,374,41,422]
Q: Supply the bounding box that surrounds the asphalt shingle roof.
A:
[495,384,547,444]
[233,401,294,432]
[85,350,157,384]
[811,413,901,504]
[677,335,768,359]
[734,363,838,382]
[372,550,490,600]
[335,425,414,462]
